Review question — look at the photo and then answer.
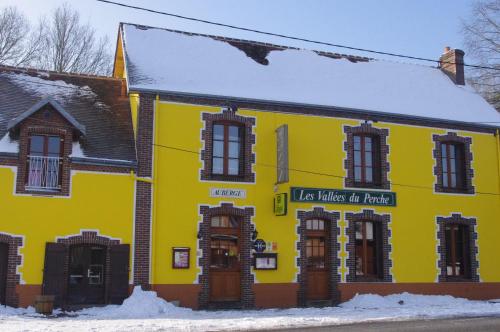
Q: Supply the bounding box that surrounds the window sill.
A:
[353,276,384,282]
[436,188,474,195]
[203,174,252,183]
[350,183,389,190]
[20,188,65,196]
[443,277,474,282]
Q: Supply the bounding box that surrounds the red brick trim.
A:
[56,231,122,306]
[0,232,23,307]
[200,107,256,183]
[344,123,390,189]
[296,207,340,306]
[133,93,155,287]
[436,214,479,282]
[345,209,392,282]
[198,203,255,309]
[433,132,474,194]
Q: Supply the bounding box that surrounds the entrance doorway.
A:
[67,245,107,305]
[0,243,8,305]
[209,215,241,303]
[305,218,330,301]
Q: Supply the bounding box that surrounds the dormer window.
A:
[26,135,63,191]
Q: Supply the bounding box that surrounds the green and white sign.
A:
[290,187,396,207]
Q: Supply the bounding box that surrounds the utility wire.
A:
[96,0,500,71]
[152,143,500,196]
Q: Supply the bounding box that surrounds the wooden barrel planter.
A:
[34,295,55,315]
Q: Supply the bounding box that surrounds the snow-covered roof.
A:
[0,67,136,162]
[121,23,500,127]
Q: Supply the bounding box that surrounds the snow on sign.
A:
[210,188,246,199]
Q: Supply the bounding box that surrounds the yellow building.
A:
[1,22,500,310]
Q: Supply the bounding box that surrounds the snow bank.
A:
[78,286,191,318]
[0,134,18,153]
[70,141,85,158]
[341,292,472,309]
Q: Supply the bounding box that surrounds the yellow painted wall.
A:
[0,169,135,284]
[150,100,500,285]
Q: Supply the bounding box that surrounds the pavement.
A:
[260,316,500,332]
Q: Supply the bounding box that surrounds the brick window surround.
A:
[436,214,479,282]
[296,207,340,306]
[56,231,122,303]
[198,203,255,309]
[344,123,390,189]
[15,105,75,196]
[200,107,255,183]
[345,209,392,282]
[0,232,23,307]
[433,132,474,194]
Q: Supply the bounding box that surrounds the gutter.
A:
[70,157,137,168]
[128,87,500,133]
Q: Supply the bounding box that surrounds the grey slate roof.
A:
[0,66,136,162]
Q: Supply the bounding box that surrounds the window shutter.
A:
[42,242,68,307]
[455,144,466,189]
[108,244,130,304]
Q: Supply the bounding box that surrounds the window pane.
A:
[229,142,240,158]
[450,158,456,173]
[47,137,61,156]
[354,135,361,150]
[354,151,362,166]
[365,151,372,167]
[355,222,362,240]
[365,222,374,240]
[443,173,449,187]
[354,166,362,182]
[365,137,372,152]
[213,124,224,140]
[318,220,324,230]
[441,144,448,158]
[450,173,457,188]
[30,136,44,155]
[211,216,220,227]
[366,167,373,183]
[442,156,448,172]
[228,126,240,142]
[450,144,455,157]
[212,157,223,174]
[213,141,224,157]
[228,159,239,175]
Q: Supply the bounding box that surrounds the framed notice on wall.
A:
[253,253,278,270]
[172,247,190,269]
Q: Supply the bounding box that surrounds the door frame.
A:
[44,231,125,308]
[198,203,255,309]
[297,207,340,307]
[0,233,23,307]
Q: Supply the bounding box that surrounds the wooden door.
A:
[42,243,68,307]
[108,244,130,304]
[209,215,241,302]
[0,243,8,305]
[67,245,106,305]
[305,219,330,301]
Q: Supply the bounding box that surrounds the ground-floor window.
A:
[437,214,479,282]
[345,210,392,282]
[355,221,382,279]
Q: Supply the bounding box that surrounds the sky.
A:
[0,0,476,66]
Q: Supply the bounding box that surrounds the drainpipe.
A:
[151,94,160,286]
[497,129,500,199]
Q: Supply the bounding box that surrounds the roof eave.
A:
[128,86,499,133]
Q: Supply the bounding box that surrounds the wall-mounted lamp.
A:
[251,229,259,241]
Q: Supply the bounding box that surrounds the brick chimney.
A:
[439,46,465,85]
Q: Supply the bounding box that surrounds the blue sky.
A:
[1,0,475,65]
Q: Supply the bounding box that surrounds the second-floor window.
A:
[353,135,381,186]
[212,123,243,176]
[26,135,62,191]
[440,142,466,190]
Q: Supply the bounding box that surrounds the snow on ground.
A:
[2,287,500,332]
